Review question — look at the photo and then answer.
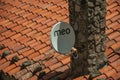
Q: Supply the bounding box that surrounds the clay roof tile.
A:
[0,0,120,80]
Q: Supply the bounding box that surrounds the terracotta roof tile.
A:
[33,54,45,62]
[0,35,5,41]
[26,62,40,72]
[106,40,116,48]
[11,33,22,40]
[106,29,113,35]
[18,47,30,54]
[21,49,35,57]
[3,64,16,73]
[0,0,120,80]
[12,25,24,32]
[107,0,116,5]
[106,11,119,20]
[15,58,28,66]
[44,68,51,73]
[106,20,111,25]
[28,75,38,80]
[7,67,21,76]
[26,30,37,37]
[42,71,57,80]
[107,2,118,10]
[73,76,87,80]
[0,61,10,70]
[108,31,120,40]
[115,64,120,72]
[110,59,120,69]
[110,41,120,50]
[0,58,7,65]
[28,52,39,59]
[114,35,120,42]
[13,69,27,79]
[93,75,107,80]
[61,56,70,65]
[20,72,33,80]
[55,65,69,72]
[24,39,36,46]
[5,53,18,60]
[56,54,66,61]
[0,26,7,33]
[111,12,120,22]
[21,28,32,35]
[108,21,119,29]
[99,66,113,74]
[105,69,117,78]
[1,30,16,38]
[55,69,70,80]
[34,43,46,51]
[49,62,63,71]
[39,46,51,54]
[43,58,58,67]
[108,54,120,63]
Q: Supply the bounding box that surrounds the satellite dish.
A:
[50,21,75,55]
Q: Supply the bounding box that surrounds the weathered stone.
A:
[94,28,101,33]
[96,0,103,4]
[94,21,100,28]
[68,0,107,79]
[88,2,94,7]
[74,22,79,31]
[95,44,101,53]
[88,43,95,49]
[88,12,91,17]
[95,34,101,45]
[78,33,87,42]
[88,8,94,15]
[100,11,105,19]
[95,2,100,6]
[89,26,100,34]
[75,4,80,12]
[88,34,94,40]
[80,0,87,5]
[100,21,105,29]
[95,12,99,16]
[93,17,98,21]
[88,52,96,59]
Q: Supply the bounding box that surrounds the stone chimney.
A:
[68,0,108,79]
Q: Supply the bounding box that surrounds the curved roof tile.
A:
[0,0,120,80]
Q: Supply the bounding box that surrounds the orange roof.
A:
[0,0,120,80]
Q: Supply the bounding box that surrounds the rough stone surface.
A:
[68,0,107,79]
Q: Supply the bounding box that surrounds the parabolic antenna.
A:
[50,21,75,55]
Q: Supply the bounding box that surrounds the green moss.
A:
[11,56,19,64]
[0,45,5,50]
[33,66,42,75]
[21,60,34,69]
[38,71,46,79]
[97,78,105,80]
[2,50,11,58]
